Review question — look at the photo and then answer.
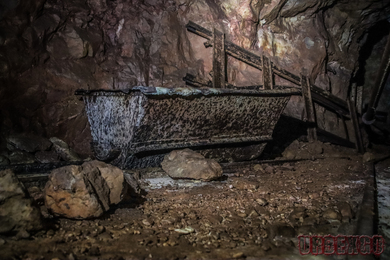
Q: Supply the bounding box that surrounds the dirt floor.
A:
[0,141,378,260]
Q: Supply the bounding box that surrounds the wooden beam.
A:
[301,74,317,142]
[262,56,273,89]
[347,99,365,153]
[212,28,226,88]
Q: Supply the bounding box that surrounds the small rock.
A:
[49,137,81,162]
[232,252,245,258]
[15,229,30,239]
[256,198,268,206]
[337,201,353,220]
[174,227,194,234]
[282,150,296,160]
[234,179,259,190]
[322,209,341,221]
[363,152,375,162]
[253,164,264,172]
[289,207,306,221]
[98,232,112,242]
[161,149,222,181]
[0,238,5,245]
[142,219,153,226]
[264,166,274,174]
[306,141,324,154]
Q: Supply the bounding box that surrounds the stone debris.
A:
[0,135,83,165]
[6,134,52,153]
[0,169,43,235]
[44,160,126,219]
[161,149,222,181]
[0,148,367,259]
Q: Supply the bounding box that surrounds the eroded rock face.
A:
[161,149,222,181]
[0,169,43,234]
[44,160,125,219]
[0,0,389,156]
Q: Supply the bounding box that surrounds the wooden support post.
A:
[301,75,317,142]
[347,99,365,153]
[262,55,273,89]
[212,28,225,88]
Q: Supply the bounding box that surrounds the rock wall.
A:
[0,0,389,156]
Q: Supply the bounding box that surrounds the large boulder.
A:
[44,160,125,219]
[161,149,223,181]
[0,169,43,234]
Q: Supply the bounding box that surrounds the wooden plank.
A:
[272,63,301,85]
[262,55,273,89]
[301,74,317,142]
[348,99,365,153]
[186,22,263,70]
[212,28,225,88]
[225,42,262,69]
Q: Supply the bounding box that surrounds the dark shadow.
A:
[260,114,308,159]
[354,20,390,87]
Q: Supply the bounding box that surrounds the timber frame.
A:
[184,21,365,153]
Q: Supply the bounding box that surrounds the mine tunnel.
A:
[1,0,390,259]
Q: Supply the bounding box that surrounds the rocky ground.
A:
[0,141,376,260]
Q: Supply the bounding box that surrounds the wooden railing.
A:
[184,21,364,153]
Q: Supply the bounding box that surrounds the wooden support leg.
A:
[212,28,225,88]
[301,74,317,142]
[262,55,273,90]
[347,99,365,153]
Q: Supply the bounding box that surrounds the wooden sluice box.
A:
[75,21,301,169]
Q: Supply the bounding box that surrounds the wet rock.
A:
[49,137,81,162]
[8,151,35,164]
[0,169,43,234]
[44,160,125,219]
[6,134,52,153]
[35,150,60,163]
[161,149,222,181]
